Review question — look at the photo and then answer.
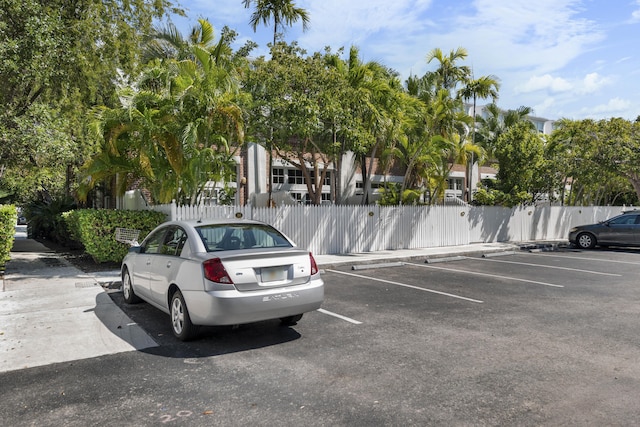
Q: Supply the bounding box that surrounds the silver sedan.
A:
[121,219,324,341]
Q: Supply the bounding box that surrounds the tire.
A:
[170,290,199,341]
[122,268,141,304]
[280,314,303,326]
[576,232,596,249]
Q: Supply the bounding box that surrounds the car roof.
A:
[166,218,268,227]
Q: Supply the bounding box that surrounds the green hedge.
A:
[0,205,17,268]
[62,209,166,263]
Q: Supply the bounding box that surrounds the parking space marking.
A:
[475,257,621,276]
[404,262,564,288]
[326,269,484,303]
[317,308,363,324]
[532,252,640,266]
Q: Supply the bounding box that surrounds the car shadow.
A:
[95,289,302,359]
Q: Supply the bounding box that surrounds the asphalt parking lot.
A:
[99,247,640,425]
[4,246,640,426]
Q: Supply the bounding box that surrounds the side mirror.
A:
[128,246,142,253]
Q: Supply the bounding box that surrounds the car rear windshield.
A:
[195,224,294,252]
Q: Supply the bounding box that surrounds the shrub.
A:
[24,197,76,242]
[0,205,17,268]
[62,209,166,263]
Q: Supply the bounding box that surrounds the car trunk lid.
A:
[214,249,314,292]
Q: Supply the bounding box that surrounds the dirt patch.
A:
[36,239,121,273]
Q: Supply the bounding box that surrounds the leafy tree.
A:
[404,47,487,204]
[547,118,598,205]
[594,118,640,203]
[475,104,535,162]
[491,122,547,206]
[80,20,247,205]
[548,118,637,206]
[0,102,81,203]
[0,0,181,202]
[325,46,402,204]
[0,0,181,113]
[245,43,346,205]
[240,0,311,203]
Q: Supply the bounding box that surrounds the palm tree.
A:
[242,0,310,46]
[80,21,245,205]
[458,74,500,201]
[325,46,399,204]
[426,47,471,92]
[404,48,481,203]
[80,85,183,203]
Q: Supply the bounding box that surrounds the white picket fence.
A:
[148,202,632,255]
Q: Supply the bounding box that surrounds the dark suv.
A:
[569,210,640,249]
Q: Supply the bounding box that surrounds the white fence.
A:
[148,203,632,255]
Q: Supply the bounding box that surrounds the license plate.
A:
[261,266,287,283]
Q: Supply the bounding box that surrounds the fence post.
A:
[171,200,177,221]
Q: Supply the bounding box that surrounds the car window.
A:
[141,228,167,254]
[609,214,639,225]
[160,227,188,256]
[196,224,293,252]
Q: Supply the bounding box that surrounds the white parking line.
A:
[476,257,622,276]
[326,269,484,303]
[532,252,640,265]
[317,308,363,324]
[404,262,564,288]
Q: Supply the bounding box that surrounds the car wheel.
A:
[576,232,596,249]
[280,314,303,326]
[170,290,199,341]
[122,268,141,304]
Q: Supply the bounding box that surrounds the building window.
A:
[289,192,331,204]
[447,178,464,191]
[324,172,331,186]
[288,169,304,185]
[272,168,284,184]
[356,181,383,191]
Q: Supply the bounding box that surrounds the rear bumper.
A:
[182,278,324,326]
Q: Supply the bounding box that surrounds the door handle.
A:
[166,261,172,268]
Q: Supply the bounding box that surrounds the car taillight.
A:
[203,258,234,284]
[309,252,319,275]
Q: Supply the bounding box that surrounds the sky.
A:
[166,0,640,121]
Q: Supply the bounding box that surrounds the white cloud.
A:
[298,0,434,52]
[516,74,573,94]
[631,0,640,22]
[579,72,611,94]
[442,0,605,74]
[582,98,632,116]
